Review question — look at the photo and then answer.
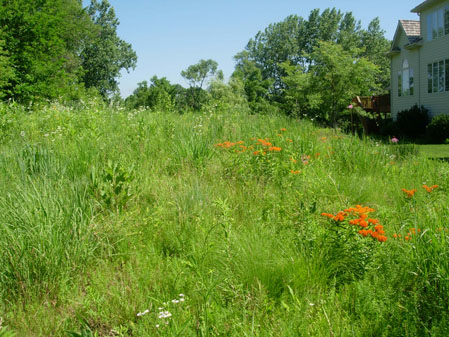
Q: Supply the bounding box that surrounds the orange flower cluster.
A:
[359,225,387,242]
[290,170,301,175]
[280,128,287,132]
[215,140,245,149]
[321,205,387,242]
[257,139,272,147]
[393,227,421,241]
[402,188,417,198]
[422,184,438,193]
[321,211,347,222]
[216,136,286,156]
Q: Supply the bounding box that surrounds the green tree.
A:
[0,38,15,99]
[280,62,319,116]
[0,0,88,102]
[125,76,175,111]
[81,0,137,98]
[309,41,379,126]
[234,8,390,113]
[360,18,391,92]
[181,59,219,110]
[233,52,273,113]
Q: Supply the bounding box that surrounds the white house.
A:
[389,0,449,118]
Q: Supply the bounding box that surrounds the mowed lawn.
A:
[418,144,449,158]
[1,104,449,336]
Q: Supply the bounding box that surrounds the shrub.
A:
[396,104,429,139]
[426,114,449,144]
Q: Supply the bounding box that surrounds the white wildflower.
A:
[179,294,184,297]
[137,309,149,317]
[158,311,172,319]
[171,299,179,304]
[180,298,185,302]
[155,324,160,328]
[20,131,26,137]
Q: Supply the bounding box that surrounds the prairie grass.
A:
[0,102,449,336]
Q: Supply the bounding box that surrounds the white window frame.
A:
[427,6,449,40]
[398,59,413,97]
[427,59,449,93]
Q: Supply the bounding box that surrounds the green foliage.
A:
[0,39,15,99]
[280,61,320,116]
[396,104,430,139]
[426,114,449,144]
[0,0,88,102]
[0,0,136,102]
[308,41,379,126]
[82,0,137,98]
[232,53,274,113]
[234,8,390,114]
[90,160,134,211]
[181,59,219,110]
[125,76,176,111]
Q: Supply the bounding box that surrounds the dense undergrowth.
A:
[0,102,449,336]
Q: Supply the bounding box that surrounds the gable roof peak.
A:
[399,20,421,42]
[411,0,444,13]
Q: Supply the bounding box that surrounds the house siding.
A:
[420,2,449,117]
[391,32,420,118]
[391,0,449,119]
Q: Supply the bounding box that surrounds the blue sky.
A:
[85,0,421,97]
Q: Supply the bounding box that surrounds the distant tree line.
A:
[0,0,137,102]
[126,8,391,127]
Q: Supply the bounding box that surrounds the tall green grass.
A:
[0,102,448,336]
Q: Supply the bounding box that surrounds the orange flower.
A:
[358,230,369,237]
[287,139,293,143]
[253,151,260,156]
[257,139,272,147]
[268,146,282,152]
[359,220,368,228]
[290,170,301,175]
[422,184,438,193]
[377,235,387,242]
[393,234,398,238]
[280,128,287,132]
[402,188,417,197]
[368,218,379,224]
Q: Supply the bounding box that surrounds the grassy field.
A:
[1,103,449,336]
[418,144,449,159]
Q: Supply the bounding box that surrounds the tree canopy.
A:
[0,0,137,102]
[234,8,391,118]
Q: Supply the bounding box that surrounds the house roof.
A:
[399,20,421,43]
[411,0,444,13]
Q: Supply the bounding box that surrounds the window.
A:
[398,59,413,97]
[427,59,449,93]
[428,64,433,93]
[439,61,445,92]
[446,8,449,35]
[427,7,449,40]
[446,60,449,91]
